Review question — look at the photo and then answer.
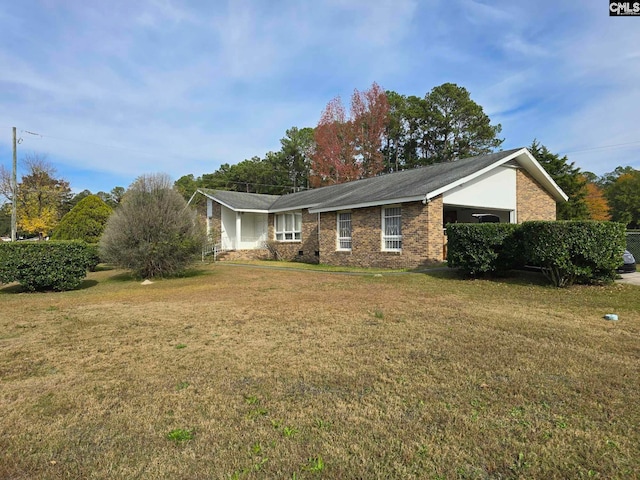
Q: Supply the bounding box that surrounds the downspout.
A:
[317,212,321,259]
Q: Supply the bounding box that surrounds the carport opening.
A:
[443,207,512,226]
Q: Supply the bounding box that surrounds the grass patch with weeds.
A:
[0,263,638,478]
[166,428,194,443]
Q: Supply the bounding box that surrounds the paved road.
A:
[616,271,640,286]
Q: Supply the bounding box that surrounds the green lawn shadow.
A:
[420,266,549,287]
[0,279,99,294]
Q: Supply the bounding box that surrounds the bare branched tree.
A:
[99,173,206,278]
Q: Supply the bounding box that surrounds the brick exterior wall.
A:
[318,198,445,269]
[266,211,320,264]
[207,201,222,243]
[216,249,269,261]
[209,167,558,268]
[516,169,557,222]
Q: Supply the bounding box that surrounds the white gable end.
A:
[443,166,516,210]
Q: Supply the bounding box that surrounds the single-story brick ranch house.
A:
[190,147,568,269]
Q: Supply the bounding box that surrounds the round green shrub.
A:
[52,195,112,243]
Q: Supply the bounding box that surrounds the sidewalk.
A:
[616,271,640,286]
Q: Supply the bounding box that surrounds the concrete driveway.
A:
[616,271,640,285]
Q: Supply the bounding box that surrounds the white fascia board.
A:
[424,149,526,202]
[196,190,269,213]
[195,189,215,200]
[269,204,319,213]
[309,195,425,213]
[519,149,569,201]
[209,198,239,212]
[424,148,568,203]
[186,190,199,206]
[218,202,269,213]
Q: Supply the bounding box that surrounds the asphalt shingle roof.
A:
[197,148,535,212]
[198,189,279,211]
[271,148,523,211]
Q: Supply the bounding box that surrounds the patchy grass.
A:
[221,259,439,274]
[0,263,638,479]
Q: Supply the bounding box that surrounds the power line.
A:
[4,125,197,161]
[560,140,640,155]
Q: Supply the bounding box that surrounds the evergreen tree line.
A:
[175,82,640,228]
[0,82,638,237]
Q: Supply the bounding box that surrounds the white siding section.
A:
[221,205,236,250]
[219,205,268,251]
[443,166,516,210]
[238,212,268,249]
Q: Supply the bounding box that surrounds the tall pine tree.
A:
[528,140,589,220]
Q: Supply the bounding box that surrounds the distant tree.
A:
[425,83,503,163]
[63,189,92,214]
[582,171,599,183]
[109,186,125,206]
[174,174,200,201]
[92,186,126,208]
[351,82,389,177]
[311,82,389,186]
[278,127,315,190]
[99,173,205,278]
[311,96,357,186]
[383,90,407,172]
[0,154,72,239]
[52,195,113,243]
[384,84,503,169]
[598,166,635,188]
[604,169,640,228]
[200,154,295,195]
[584,180,610,221]
[0,203,10,236]
[528,141,589,220]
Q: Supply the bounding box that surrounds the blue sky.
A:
[1,0,639,194]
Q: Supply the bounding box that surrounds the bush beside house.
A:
[520,221,626,287]
[446,223,522,276]
[447,221,627,287]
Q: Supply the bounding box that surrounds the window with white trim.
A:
[382,206,402,251]
[337,212,352,250]
[275,212,302,241]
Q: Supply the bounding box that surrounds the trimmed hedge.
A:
[446,223,522,276]
[0,241,94,291]
[520,221,627,287]
[447,221,627,287]
[85,243,101,272]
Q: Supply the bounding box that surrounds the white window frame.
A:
[382,206,402,251]
[337,211,352,251]
[275,212,302,242]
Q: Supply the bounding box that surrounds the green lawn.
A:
[1,264,638,479]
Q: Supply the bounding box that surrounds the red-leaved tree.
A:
[311,83,389,186]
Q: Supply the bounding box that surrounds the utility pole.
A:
[11,127,17,241]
